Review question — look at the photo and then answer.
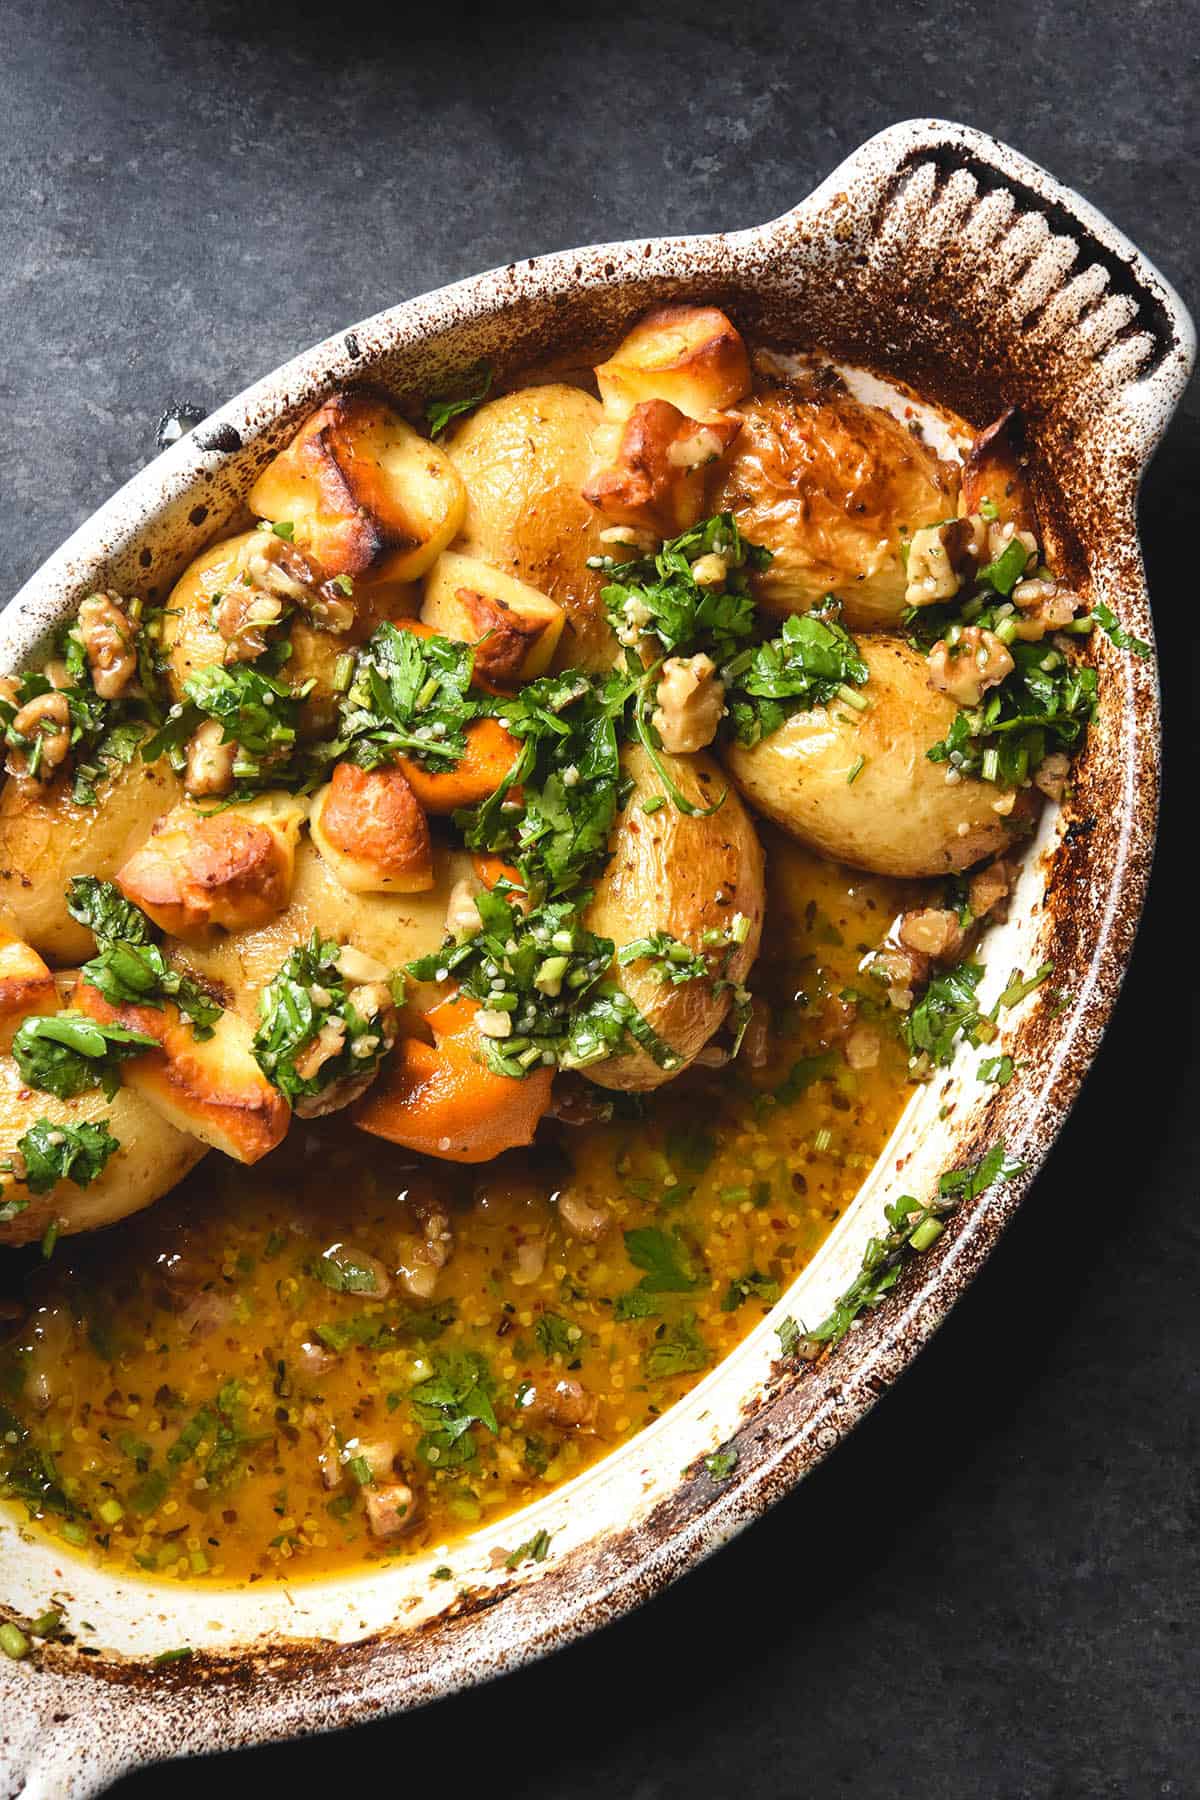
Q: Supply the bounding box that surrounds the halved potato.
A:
[595,304,752,421]
[248,389,466,587]
[723,636,1033,877]
[74,979,289,1164]
[583,401,742,538]
[0,746,184,963]
[581,744,764,1091]
[117,792,307,941]
[710,381,958,630]
[446,383,614,671]
[0,925,56,1050]
[0,1054,206,1246]
[421,550,564,683]
[309,762,433,894]
[167,835,471,1024]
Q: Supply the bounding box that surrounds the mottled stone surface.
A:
[1,1,1196,1794]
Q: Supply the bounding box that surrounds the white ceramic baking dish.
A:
[0,118,1191,1798]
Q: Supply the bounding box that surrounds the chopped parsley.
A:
[0,1119,119,1199]
[142,652,315,790]
[425,361,493,439]
[902,962,993,1068]
[11,1012,158,1102]
[773,1142,1023,1361]
[644,1312,711,1379]
[598,514,766,664]
[340,623,480,772]
[409,1351,499,1469]
[252,931,398,1105]
[1091,601,1151,660]
[534,1313,582,1358]
[724,606,870,746]
[407,886,680,1078]
[926,639,1097,787]
[623,1225,701,1293]
[720,1270,781,1313]
[68,879,222,1039]
[704,1447,738,1481]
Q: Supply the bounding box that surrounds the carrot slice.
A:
[353,995,552,1164]
[397,716,521,815]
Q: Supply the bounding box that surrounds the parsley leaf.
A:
[1,1119,119,1198]
[68,879,221,1039]
[704,1447,738,1481]
[534,1313,581,1358]
[623,1226,701,1293]
[644,1312,711,1379]
[1091,601,1151,660]
[341,623,481,772]
[11,1013,158,1101]
[616,930,711,985]
[926,639,1097,788]
[425,362,493,439]
[409,1351,498,1469]
[504,1528,552,1569]
[599,514,765,663]
[903,962,992,1068]
[724,607,870,746]
[720,1270,781,1313]
[253,931,397,1106]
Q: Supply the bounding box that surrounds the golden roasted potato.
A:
[446,383,615,671]
[0,925,56,1050]
[583,400,742,538]
[710,380,958,630]
[159,527,420,739]
[0,746,183,963]
[0,1057,206,1247]
[581,744,764,1091]
[420,550,564,683]
[309,762,434,894]
[117,792,307,942]
[723,636,1032,877]
[595,304,751,421]
[248,389,466,587]
[74,978,289,1164]
[167,835,471,1023]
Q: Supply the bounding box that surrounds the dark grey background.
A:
[3,2,1197,1795]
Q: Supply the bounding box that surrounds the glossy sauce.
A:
[0,837,918,1583]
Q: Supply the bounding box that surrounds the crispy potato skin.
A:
[117,794,305,941]
[0,748,183,963]
[723,636,1032,877]
[594,305,752,420]
[309,762,434,894]
[581,745,764,1090]
[421,550,564,684]
[446,384,615,671]
[248,390,466,587]
[0,926,56,1051]
[0,1054,206,1246]
[168,836,470,1023]
[710,382,957,629]
[75,979,290,1164]
[353,994,553,1163]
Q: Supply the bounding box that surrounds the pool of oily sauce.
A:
[0,834,919,1584]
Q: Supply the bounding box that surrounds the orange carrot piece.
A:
[353,995,552,1164]
[397,716,521,815]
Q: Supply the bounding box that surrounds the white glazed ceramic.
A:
[0,119,1192,1798]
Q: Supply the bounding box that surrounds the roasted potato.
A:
[710,380,958,630]
[117,791,307,941]
[595,304,752,421]
[723,636,1032,877]
[0,924,56,1050]
[168,835,471,1023]
[420,550,564,684]
[248,389,466,587]
[0,1053,206,1247]
[160,528,420,739]
[962,408,1040,536]
[0,745,183,963]
[446,384,615,671]
[74,978,290,1164]
[583,401,742,539]
[309,762,433,894]
[581,744,764,1090]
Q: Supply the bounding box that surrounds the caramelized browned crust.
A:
[117,800,302,941]
[962,407,1040,536]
